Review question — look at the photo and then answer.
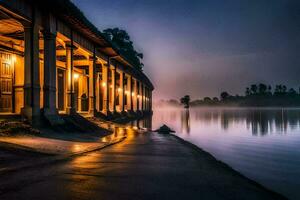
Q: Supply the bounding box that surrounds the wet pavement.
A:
[0,130,285,200]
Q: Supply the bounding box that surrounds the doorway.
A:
[0,53,14,113]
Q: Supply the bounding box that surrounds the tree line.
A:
[195,83,300,107]
[156,84,300,108]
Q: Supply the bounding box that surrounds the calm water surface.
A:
[151,107,300,200]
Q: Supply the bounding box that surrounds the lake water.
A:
[150,107,300,200]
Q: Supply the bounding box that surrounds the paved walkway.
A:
[0,133,123,155]
[0,131,285,200]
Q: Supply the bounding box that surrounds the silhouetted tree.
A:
[258,83,267,95]
[220,92,229,101]
[178,83,300,107]
[250,84,258,94]
[180,95,190,109]
[103,28,144,70]
[282,85,287,94]
[213,97,219,102]
[245,87,251,96]
[267,85,272,94]
[275,85,282,95]
[288,88,297,96]
[203,97,212,104]
[203,97,211,101]
[275,84,287,95]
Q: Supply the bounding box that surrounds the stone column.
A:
[141,84,144,111]
[112,66,116,113]
[150,90,152,111]
[136,81,139,111]
[22,22,41,125]
[148,89,150,111]
[104,63,109,114]
[66,41,76,114]
[88,56,95,116]
[130,76,133,111]
[133,79,137,111]
[120,71,125,112]
[145,88,148,111]
[144,88,146,111]
[139,81,142,111]
[125,74,129,111]
[42,30,63,124]
[95,72,100,112]
[93,52,96,114]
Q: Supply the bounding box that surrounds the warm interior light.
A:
[11,55,16,64]
[102,82,106,87]
[137,95,140,98]
[125,91,129,94]
[118,88,122,93]
[74,73,79,79]
[132,92,135,96]
[110,85,113,88]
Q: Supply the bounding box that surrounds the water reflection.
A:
[129,116,152,131]
[152,107,300,200]
[181,110,190,134]
[218,109,298,135]
[154,108,300,136]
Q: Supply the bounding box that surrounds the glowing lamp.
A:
[11,55,16,64]
[74,73,79,79]
[118,88,122,93]
[102,82,106,87]
[131,92,135,96]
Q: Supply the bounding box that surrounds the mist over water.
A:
[151,107,300,200]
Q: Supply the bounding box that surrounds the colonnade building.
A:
[0,0,154,125]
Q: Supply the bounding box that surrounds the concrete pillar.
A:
[145,86,148,111]
[95,71,100,112]
[139,81,142,111]
[141,84,144,111]
[43,31,56,111]
[145,88,148,111]
[66,41,76,114]
[112,66,116,113]
[120,71,125,112]
[136,81,139,111]
[129,76,133,111]
[133,79,137,111]
[88,56,95,116]
[148,89,151,111]
[125,74,130,111]
[104,63,109,114]
[42,30,60,120]
[22,21,41,125]
[150,91,152,111]
[92,52,96,114]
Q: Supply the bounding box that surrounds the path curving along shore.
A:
[0,130,286,200]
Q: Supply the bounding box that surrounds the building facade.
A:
[0,0,153,125]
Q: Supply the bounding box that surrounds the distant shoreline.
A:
[191,105,300,108]
[154,105,300,109]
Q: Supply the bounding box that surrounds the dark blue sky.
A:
[73,0,300,100]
